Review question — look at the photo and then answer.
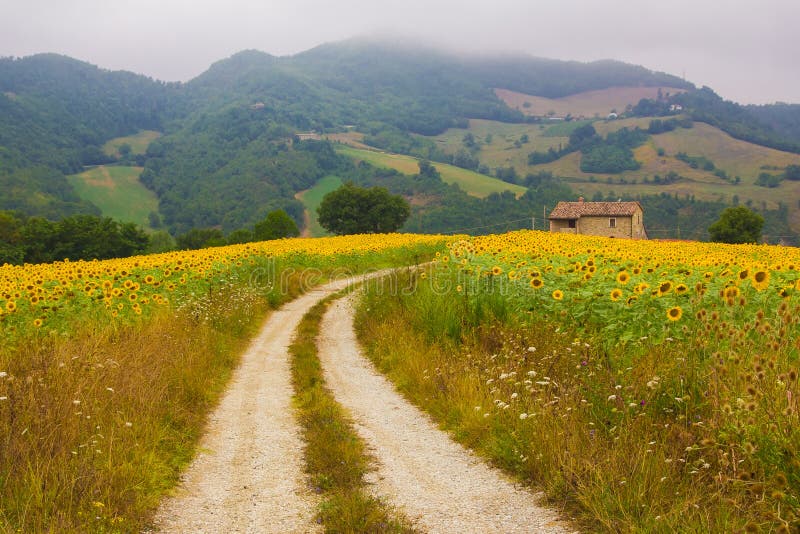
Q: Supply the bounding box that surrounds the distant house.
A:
[296,132,321,141]
[607,112,618,120]
[548,198,647,239]
[669,104,683,112]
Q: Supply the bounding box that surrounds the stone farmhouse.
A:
[548,198,647,239]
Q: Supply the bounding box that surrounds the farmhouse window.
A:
[568,219,576,228]
[609,218,617,228]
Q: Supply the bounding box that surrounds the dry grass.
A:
[0,279,286,532]
[495,87,687,119]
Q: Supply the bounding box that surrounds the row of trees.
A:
[0,212,149,264]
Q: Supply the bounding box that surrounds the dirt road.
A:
[152,276,374,533]
[317,297,571,533]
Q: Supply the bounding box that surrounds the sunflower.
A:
[610,288,623,301]
[626,295,638,306]
[491,266,503,276]
[530,277,544,289]
[658,281,673,295]
[552,289,564,300]
[5,300,16,312]
[666,306,683,321]
[616,271,630,285]
[675,283,689,295]
[724,286,740,299]
[738,269,750,281]
[751,270,770,291]
[634,282,650,294]
[33,318,43,328]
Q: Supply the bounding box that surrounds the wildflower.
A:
[552,289,564,300]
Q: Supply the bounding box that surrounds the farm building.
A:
[548,198,647,239]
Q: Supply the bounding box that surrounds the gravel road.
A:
[151,275,379,533]
[318,297,572,534]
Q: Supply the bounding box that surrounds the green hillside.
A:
[335,145,527,198]
[2,40,800,241]
[103,130,161,157]
[67,166,159,228]
[296,175,342,237]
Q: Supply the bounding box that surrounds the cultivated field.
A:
[102,130,162,157]
[0,234,447,532]
[495,86,687,118]
[296,175,343,237]
[334,144,527,198]
[66,165,159,227]
[359,230,800,532]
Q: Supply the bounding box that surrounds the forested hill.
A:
[1,38,799,236]
[0,54,174,218]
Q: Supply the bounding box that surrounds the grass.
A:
[494,86,687,119]
[290,293,415,532]
[66,165,159,228]
[296,175,343,237]
[334,144,527,198]
[354,255,800,532]
[102,130,161,157]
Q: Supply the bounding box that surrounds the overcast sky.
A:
[1,0,797,105]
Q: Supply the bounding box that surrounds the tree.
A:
[317,182,410,235]
[785,164,800,181]
[176,228,225,250]
[253,210,299,241]
[708,206,764,244]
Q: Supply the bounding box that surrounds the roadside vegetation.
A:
[290,294,415,532]
[357,230,800,532]
[0,234,445,532]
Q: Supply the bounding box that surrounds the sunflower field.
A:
[357,230,800,532]
[0,233,446,533]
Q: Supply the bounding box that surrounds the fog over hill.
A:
[1,0,797,105]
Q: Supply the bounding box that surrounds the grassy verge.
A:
[290,292,415,533]
[0,273,306,533]
[355,269,799,533]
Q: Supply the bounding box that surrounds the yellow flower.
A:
[552,289,564,300]
[610,288,623,301]
[616,271,630,284]
[33,318,43,327]
[666,306,683,321]
[675,283,689,295]
[491,266,503,276]
[530,278,544,289]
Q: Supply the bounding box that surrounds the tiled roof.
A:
[548,201,642,219]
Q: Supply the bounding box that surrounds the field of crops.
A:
[357,230,800,532]
[0,234,446,532]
